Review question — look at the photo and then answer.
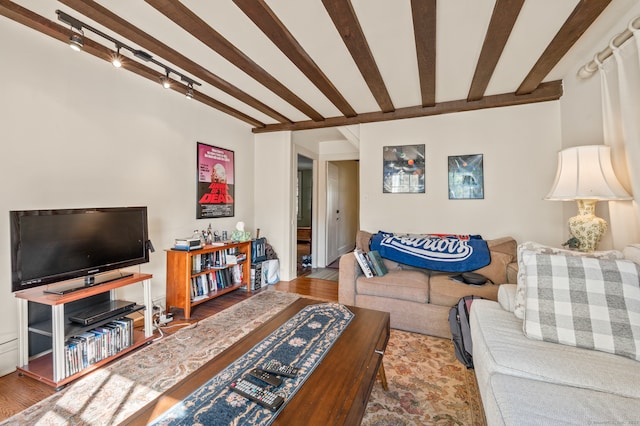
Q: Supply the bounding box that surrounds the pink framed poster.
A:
[197,143,235,218]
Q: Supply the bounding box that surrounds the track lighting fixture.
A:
[56,10,201,97]
[112,46,122,68]
[69,31,84,51]
[161,71,171,89]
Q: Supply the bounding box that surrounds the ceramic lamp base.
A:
[568,199,607,252]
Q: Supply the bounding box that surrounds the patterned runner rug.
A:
[3,290,485,425]
[151,303,353,425]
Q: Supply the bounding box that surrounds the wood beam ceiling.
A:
[233,0,357,118]
[253,80,563,133]
[468,0,525,102]
[322,0,395,113]
[517,0,612,95]
[2,1,616,133]
[144,0,324,122]
[0,0,263,127]
[411,0,437,108]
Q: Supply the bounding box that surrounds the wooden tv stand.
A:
[14,273,154,388]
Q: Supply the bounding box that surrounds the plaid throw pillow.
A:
[514,242,624,319]
[523,252,640,361]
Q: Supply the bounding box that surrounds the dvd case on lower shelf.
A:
[64,317,133,378]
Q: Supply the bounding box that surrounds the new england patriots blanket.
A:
[370,232,490,273]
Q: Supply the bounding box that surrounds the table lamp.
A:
[545,145,632,252]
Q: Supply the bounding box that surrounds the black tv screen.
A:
[10,207,150,292]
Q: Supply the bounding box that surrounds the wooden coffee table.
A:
[125,297,390,425]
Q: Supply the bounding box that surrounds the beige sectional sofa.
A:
[338,230,518,338]
[471,244,640,424]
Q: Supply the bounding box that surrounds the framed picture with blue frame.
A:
[448,154,484,199]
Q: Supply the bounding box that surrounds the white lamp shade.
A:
[545,145,632,201]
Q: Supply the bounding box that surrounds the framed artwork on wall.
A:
[197,142,235,218]
[448,154,484,199]
[383,144,425,193]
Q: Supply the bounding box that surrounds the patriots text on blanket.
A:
[370,232,491,273]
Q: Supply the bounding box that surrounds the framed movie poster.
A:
[448,154,484,199]
[383,144,425,193]
[197,143,235,218]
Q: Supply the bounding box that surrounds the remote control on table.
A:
[261,360,299,378]
[247,368,282,386]
[229,378,284,411]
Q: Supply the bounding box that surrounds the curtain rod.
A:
[577,15,640,79]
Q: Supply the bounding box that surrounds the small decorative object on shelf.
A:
[231,221,252,242]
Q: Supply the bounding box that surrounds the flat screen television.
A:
[10,207,150,293]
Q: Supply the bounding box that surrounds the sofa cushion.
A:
[470,299,640,399]
[523,252,640,361]
[355,270,429,303]
[514,242,624,319]
[472,251,513,285]
[429,273,499,306]
[487,373,640,426]
[486,236,517,257]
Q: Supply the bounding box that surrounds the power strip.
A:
[158,314,173,325]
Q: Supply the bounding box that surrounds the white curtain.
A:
[598,28,640,248]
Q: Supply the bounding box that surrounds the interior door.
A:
[326,162,340,264]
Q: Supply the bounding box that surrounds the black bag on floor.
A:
[448,295,483,369]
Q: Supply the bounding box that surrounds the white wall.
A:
[254,131,294,279]
[0,20,254,374]
[359,102,564,245]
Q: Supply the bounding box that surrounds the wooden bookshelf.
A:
[165,242,252,319]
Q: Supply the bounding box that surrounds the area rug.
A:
[3,291,485,425]
[363,329,486,426]
[1,290,300,426]
[305,268,339,281]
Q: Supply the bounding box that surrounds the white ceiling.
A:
[4,0,639,133]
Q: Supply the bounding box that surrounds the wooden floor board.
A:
[0,276,338,421]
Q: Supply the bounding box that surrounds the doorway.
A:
[297,154,313,276]
[325,160,359,267]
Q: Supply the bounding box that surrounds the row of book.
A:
[190,265,244,301]
[354,249,388,278]
[64,317,134,378]
[191,249,246,273]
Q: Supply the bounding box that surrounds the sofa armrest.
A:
[497,284,517,312]
[338,252,361,305]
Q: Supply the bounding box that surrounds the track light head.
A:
[160,72,171,89]
[112,46,122,68]
[186,84,194,100]
[69,32,84,51]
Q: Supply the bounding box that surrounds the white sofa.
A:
[470,244,640,425]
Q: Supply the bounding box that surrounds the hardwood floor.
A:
[0,276,338,422]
